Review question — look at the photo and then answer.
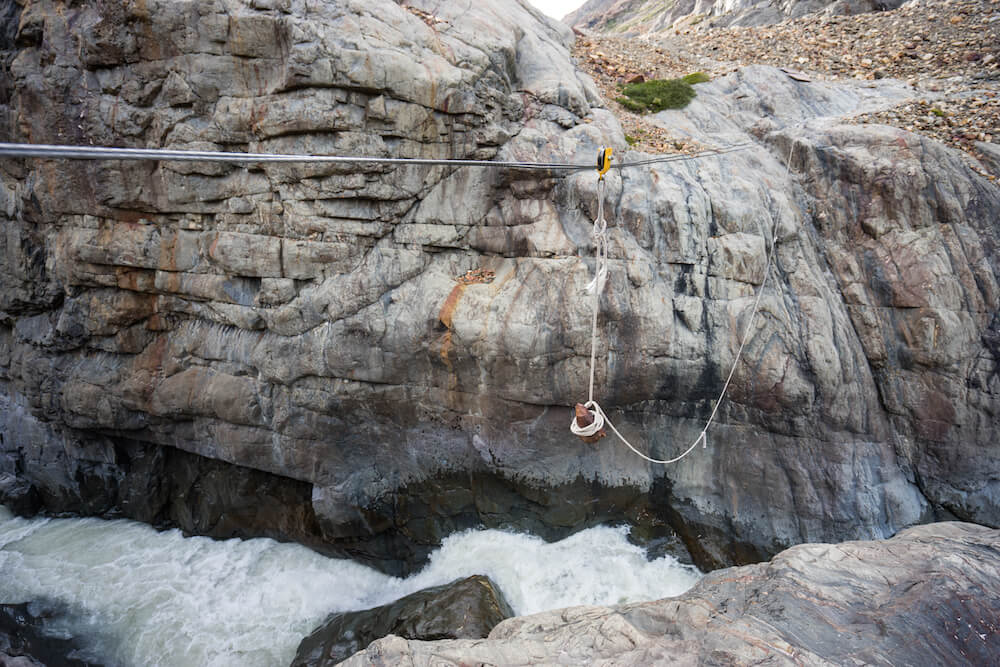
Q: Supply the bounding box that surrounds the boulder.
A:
[0,601,103,667]
[291,575,513,666]
[341,522,1000,665]
[0,473,39,517]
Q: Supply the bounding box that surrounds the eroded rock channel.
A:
[0,0,998,644]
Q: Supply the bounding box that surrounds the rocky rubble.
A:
[848,94,998,179]
[676,0,999,81]
[572,37,710,153]
[574,0,999,170]
[565,0,869,34]
[341,522,1000,666]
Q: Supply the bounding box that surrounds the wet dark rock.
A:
[291,575,513,666]
[0,601,103,667]
[318,472,690,575]
[0,404,688,574]
[0,474,39,517]
[0,407,330,562]
[0,653,44,667]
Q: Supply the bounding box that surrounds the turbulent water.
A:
[0,506,701,666]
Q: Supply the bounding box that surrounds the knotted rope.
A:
[571,142,796,464]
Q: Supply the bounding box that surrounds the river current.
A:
[0,505,701,665]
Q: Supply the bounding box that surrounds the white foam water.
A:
[0,505,701,666]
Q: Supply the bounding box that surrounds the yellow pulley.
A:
[596,147,612,179]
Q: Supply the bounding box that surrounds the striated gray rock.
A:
[0,0,998,580]
[341,522,1000,666]
[292,575,513,666]
[564,0,904,33]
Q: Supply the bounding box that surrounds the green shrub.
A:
[681,72,711,85]
[615,74,708,113]
[625,134,638,146]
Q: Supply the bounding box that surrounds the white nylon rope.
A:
[571,142,797,464]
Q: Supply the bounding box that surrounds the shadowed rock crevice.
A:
[0,424,329,553]
[315,470,693,575]
[1,392,694,574]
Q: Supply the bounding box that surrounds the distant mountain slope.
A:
[565,0,903,32]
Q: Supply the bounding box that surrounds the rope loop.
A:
[569,400,605,437]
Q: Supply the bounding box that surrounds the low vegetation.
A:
[615,72,710,113]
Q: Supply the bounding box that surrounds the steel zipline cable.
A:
[0,141,752,171]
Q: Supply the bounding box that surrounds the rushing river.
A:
[0,505,701,666]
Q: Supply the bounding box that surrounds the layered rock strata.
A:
[0,0,998,576]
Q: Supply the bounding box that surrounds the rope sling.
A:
[570,143,796,464]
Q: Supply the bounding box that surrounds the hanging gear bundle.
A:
[570,144,794,464]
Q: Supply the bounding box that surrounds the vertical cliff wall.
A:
[1,0,997,573]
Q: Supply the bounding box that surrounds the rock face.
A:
[292,575,514,666]
[340,522,1000,665]
[564,0,904,33]
[0,0,998,579]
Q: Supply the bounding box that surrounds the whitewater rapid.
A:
[0,505,701,665]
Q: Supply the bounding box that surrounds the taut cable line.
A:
[0,141,752,171]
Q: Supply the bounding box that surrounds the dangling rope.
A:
[571,142,797,464]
